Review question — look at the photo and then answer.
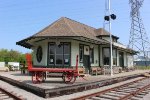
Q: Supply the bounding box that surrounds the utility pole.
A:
[108,0,113,76]
[104,0,116,76]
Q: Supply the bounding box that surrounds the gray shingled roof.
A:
[95,28,119,39]
[16,17,110,48]
[95,28,110,36]
[33,17,101,40]
[33,17,119,42]
[16,17,137,54]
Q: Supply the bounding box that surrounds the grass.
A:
[135,66,150,70]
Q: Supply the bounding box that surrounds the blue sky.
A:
[0,0,150,53]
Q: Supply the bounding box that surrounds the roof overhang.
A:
[16,36,108,49]
[112,42,138,54]
[97,35,119,40]
[72,36,109,45]
[116,47,138,55]
[16,36,33,49]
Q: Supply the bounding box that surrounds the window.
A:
[90,48,94,63]
[113,38,117,42]
[103,48,110,65]
[79,45,84,62]
[63,43,70,66]
[56,55,63,65]
[113,49,117,65]
[56,44,63,65]
[49,43,55,65]
[103,48,117,66]
[48,42,70,67]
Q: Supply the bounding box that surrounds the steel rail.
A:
[119,82,150,100]
[0,87,24,100]
[71,77,147,100]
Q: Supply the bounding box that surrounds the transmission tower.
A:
[128,0,150,64]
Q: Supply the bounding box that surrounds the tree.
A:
[0,49,26,63]
[0,49,8,62]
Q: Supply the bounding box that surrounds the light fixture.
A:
[56,41,60,46]
[90,45,94,48]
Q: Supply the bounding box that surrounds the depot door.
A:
[83,46,90,74]
[83,55,90,74]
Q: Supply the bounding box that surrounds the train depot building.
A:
[17,17,136,75]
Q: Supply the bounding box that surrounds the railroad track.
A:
[72,77,150,100]
[0,87,24,100]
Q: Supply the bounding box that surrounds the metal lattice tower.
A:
[129,0,150,63]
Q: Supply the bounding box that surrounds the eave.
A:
[16,36,109,49]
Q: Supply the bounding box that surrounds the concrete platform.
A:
[0,70,150,98]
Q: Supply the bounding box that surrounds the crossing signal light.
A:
[111,14,116,20]
[104,16,110,21]
[104,14,116,21]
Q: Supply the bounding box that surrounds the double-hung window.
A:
[49,43,55,65]
[103,48,110,65]
[64,43,70,66]
[103,48,117,66]
[48,42,70,67]
[113,49,117,66]
[90,48,94,63]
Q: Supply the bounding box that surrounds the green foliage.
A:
[136,66,150,70]
[0,49,27,63]
[0,49,8,62]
